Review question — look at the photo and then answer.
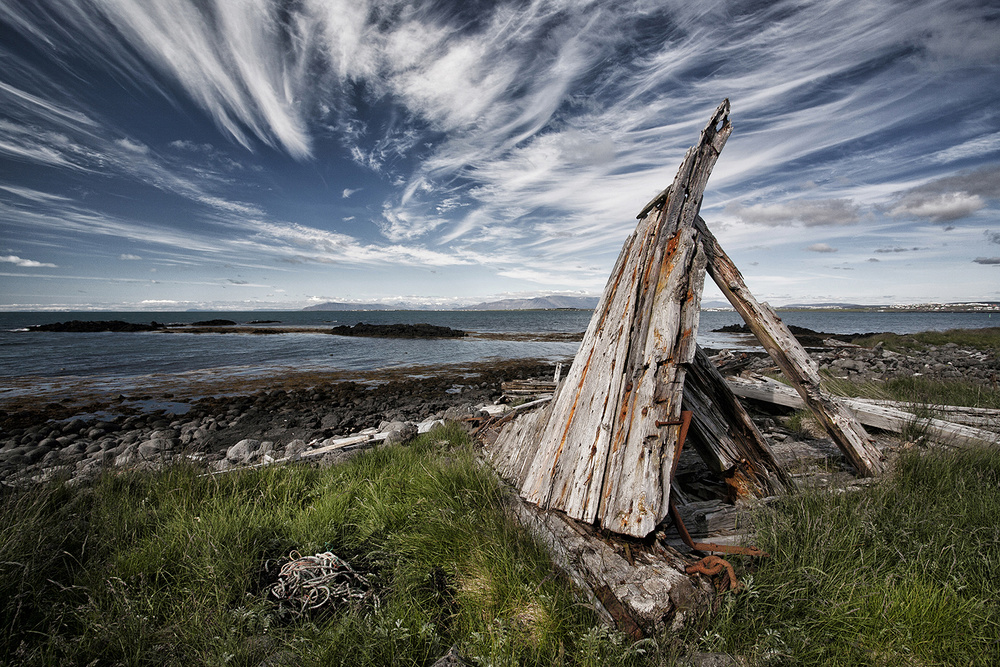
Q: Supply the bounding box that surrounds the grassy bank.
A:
[702,445,1000,665]
[853,327,1000,354]
[1,424,654,666]
[4,425,1000,665]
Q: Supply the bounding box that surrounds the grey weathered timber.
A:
[682,345,795,498]
[491,100,733,537]
[505,494,713,635]
[694,216,886,477]
[727,375,1000,449]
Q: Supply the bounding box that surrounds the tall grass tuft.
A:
[703,446,1000,665]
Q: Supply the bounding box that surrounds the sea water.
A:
[0,309,995,398]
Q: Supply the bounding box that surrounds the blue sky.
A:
[1,0,998,311]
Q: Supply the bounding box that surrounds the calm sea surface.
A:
[1,310,996,398]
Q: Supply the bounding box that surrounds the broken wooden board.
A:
[727,375,1000,449]
[489,100,733,537]
[694,216,886,477]
[505,493,714,636]
[500,379,559,396]
[683,345,796,498]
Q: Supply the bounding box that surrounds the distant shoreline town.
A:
[765,302,1000,314]
[303,296,1000,313]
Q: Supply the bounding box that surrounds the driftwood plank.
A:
[519,221,649,521]
[694,217,886,477]
[505,495,713,635]
[597,101,732,537]
[683,345,795,498]
[727,376,1000,449]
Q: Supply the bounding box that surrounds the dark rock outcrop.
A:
[28,320,165,333]
[328,322,466,338]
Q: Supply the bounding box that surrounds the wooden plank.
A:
[505,493,714,636]
[519,220,649,521]
[695,216,886,476]
[682,345,795,498]
[845,398,1000,429]
[727,376,1000,449]
[597,101,732,536]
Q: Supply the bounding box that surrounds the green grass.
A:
[5,425,1000,666]
[853,327,1000,354]
[0,424,650,666]
[816,373,1000,412]
[701,446,1000,666]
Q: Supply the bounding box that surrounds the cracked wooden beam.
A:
[694,216,886,476]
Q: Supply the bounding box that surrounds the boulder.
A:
[382,421,417,445]
[283,439,309,461]
[225,439,274,465]
[137,438,173,460]
[115,444,137,467]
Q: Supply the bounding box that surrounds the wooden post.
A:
[694,217,886,476]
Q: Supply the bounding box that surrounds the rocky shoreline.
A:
[0,359,558,487]
[712,326,1000,384]
[2,328,997,489]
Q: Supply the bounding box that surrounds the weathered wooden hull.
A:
[489,101,733,537]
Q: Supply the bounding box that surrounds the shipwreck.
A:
[478,99,893,633]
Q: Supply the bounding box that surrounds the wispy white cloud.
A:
[930,133,1000,164]
[115,137,149,154]
[806,243,838,254]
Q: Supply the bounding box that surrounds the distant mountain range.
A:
[302,301,420,311]
[459,295,600,310]
[302,295,602,311]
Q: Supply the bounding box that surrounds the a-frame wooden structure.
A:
[487,100,883,539]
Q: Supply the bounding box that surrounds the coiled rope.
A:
[270,550,373,616]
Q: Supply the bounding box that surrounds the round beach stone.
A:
[226,438,264,464]
[114,444,137,467]
[137,438,172,459]
[62,419,86,434]
[25,447,48,464]
[283,439,309,461]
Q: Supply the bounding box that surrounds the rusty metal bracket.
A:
[686,555,741,592]
[667,410,693,481]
